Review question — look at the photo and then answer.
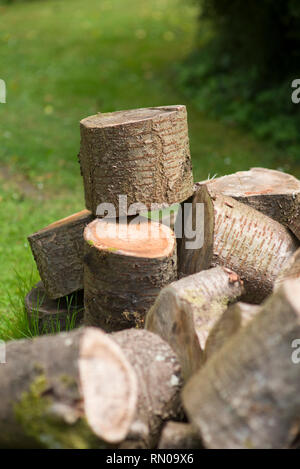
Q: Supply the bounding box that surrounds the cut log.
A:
[205,302,260,360]
[203,167,300,240]
[0,327,138,449]
[158,422,202,449]
[28,210,94,299]
[25,281,84,334]
[83,218,177,331]
[112,329,183,449]
[78,106,194,216]
[182,279,300,449]
[145,266,244,381]
[274,246,300,290]
[178,184,298,303]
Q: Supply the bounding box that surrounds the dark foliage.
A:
[178,0,300,160]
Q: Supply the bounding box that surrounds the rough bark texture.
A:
[28,210,94,299]
[205,302,261,360]
[178,184,298,303]
[25,282,84,334]
[78,106,194,216]
[83,218,177,331]
[0,328,137,449]
[274,246,300,290]
[111,329,183,449]
[158,422,202,449]
[204,167,300,240]
[183,279,300,449]
[145,266,244,381]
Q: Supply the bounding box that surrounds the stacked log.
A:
[25,281,84,333]
[0,327,137,449]
[112,329,182,448]
[78,106,194,216]
[28,210,93,299]
[0,327,181,449]
[182,279,300,449]
[83,217,177,331]
[178,184,298,303]
[145,266,244,381]
[204,167,300,240]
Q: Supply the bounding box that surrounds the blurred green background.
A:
[0,0,298,340]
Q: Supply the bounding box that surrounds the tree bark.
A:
[145,266,244,381]
[83,218,177,331]
[205,302,260,360]
[0,327,137,449]
[28,210,94,299]
[274,246,300,290]
[183,279,300,449]
[78,106,194,216]
[25,282,84,334]
[158,421,202,449]
[112,329,183,449]
[204,167,300,240]
[178,184,298,303]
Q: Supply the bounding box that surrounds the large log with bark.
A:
[25,281,84,334]
[78,106,194,216]
[204,167,300,240]
[83,218,177,331]
[178,184,298,303]
[205,302,260,360]
[158,421,202,449]
[0,328,182,449]
[28,210,94,299]
[112,329,182,449]
[183,279,300,449]
[0,327,137,449]
[145,266,244,381]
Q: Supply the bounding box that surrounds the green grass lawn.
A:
[0,0,295,341]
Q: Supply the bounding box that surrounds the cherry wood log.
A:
[274,246,300,290]
[204,167,300,240]
[25,282,84,334]
[78,106,194,216]
[205,302,260,360]
[0,327,138,449]
[28,210,94,299]
[112,329,183,449]
[158,422,202,449]
[178,184,298,303]
[145,266,244,381]
[183,279,300,449]
[83,218,177,331]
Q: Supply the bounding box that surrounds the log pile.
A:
[13,107,299,449]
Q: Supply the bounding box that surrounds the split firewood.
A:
[83,218,177,331]
[203,167,300,240]
[158,421,202,449]
[0,327,138,449]
[28,209,94,299]
[111,329,183,449]
[274,246,300,290]
[205,302,260,359]
[78,106,194,216]
[183,279,300,449]
[25,282,84,334]
[178,184,298,303]
[145,266,244,381]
